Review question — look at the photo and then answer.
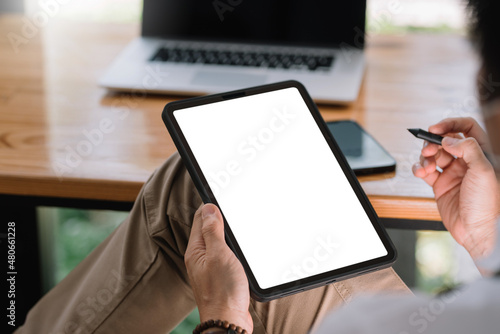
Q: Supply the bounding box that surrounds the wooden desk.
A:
[0,14,481,326]
[1,16,481,223]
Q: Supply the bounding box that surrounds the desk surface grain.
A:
[0,15,481,220]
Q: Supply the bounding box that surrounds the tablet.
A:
[162,81,396,301]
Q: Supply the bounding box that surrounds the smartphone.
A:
[326,120,396,175]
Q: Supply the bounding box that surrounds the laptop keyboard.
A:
[150,47,334,71]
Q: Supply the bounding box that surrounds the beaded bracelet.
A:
[193,319,248,334]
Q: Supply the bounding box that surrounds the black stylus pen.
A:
[408,128,496,166]
[408,128,444,145]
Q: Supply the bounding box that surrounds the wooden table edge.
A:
[0,175,441,221]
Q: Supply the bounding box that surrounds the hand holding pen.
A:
[408,119,494,165]
[410,117,499,259]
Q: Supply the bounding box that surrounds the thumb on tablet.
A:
[201,204,226,251]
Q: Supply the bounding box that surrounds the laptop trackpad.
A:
[191,71,267,87]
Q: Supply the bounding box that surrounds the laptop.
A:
[99,0,367,105]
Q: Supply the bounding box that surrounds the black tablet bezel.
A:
[162,81,396,301]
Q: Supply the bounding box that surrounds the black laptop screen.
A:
[141,0,366,49]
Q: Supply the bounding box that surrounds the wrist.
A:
[200,324,247,334]
[199,308,252,333]
[463,225,497,260]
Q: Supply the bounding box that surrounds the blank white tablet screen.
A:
[174,87,387,289]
